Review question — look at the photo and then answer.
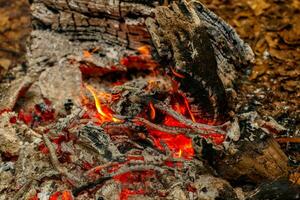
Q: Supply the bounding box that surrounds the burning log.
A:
[0,0,297,199]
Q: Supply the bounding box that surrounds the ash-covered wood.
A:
[145,0,254,122]
[0,1,297,200]
[0,76,33,111]
[30,0,254,122]
[31,0,157,49]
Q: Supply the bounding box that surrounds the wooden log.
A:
[31,0,156,49]
[215,137,289,182]
[202,112,290,182]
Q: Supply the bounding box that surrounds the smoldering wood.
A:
[31,0,156,49]
[29,0,286,183]
[145,0,254,122]
[0,0,294,199]
[31,0,254,122]
[42,134,82,185]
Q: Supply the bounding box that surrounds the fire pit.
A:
[0,0,299,199]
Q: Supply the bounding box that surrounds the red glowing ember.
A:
[120,45,158,70]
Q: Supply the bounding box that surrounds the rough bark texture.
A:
[216,137,289,182]
[31,0,158,49]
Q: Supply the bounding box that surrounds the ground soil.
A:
[202,0,299,127]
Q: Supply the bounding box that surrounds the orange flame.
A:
[171,68,185,78]
[149,101,156,120]
[178,149,182,158]
[183,96,196,122]
[83,50,92,58]
[138,45,151,56]
[85,85,121,123]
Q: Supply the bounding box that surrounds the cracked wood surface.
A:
[31,0,161,49]
[31,0,254,121]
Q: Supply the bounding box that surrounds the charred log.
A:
[145,0,254,122]
[247,179,300,200]
[214,114,289,182]
[31,0,156,49]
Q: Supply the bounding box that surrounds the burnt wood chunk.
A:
[146,1,228,122]
[31,0,156,49]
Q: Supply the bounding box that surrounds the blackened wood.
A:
[146,0,253,121]
[215,136,289,183]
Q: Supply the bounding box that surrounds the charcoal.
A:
[78,124,122,161]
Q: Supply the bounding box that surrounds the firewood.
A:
[145,0,254,122]
[213,113,289,182]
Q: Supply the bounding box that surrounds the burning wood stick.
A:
[153,101,227,135]
[42,134,82,186]
[73,164,170,197]
[133,117,195,135]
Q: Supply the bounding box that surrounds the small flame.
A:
[183,96,196,122]
[149,101,156,120]
[178,149,182,158]
[171,68,185,78]
[83,50,92,58]
[85,84,121,123]
[138,45,151,56]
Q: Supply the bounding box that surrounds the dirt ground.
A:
[202,0,299,125]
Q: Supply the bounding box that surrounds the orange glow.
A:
[150,129,194,159]
[61,191,74,200]
[183,96,196,122]
[85,84,121,123]
[178,149,182,158]
[171,68,185,78]
[83,50,92,58]
[138,45,151,56]
[145,93,225,159]
[149,101,156,120]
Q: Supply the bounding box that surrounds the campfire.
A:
[0,0,299,199]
